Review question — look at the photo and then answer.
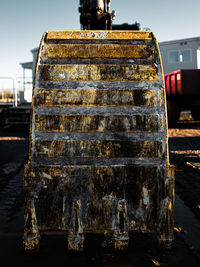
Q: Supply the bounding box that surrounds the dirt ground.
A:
[168,112,200,222]
[0,112,200,267]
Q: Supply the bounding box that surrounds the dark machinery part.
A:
[79,0,140,30]
[112,23,140,30]
[79,0,114,30]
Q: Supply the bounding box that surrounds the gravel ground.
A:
[168,113,200,221]
[0,115,200,266]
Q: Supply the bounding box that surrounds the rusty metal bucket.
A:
[23,30,174,252]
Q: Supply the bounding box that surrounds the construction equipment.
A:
[23,0,174,252]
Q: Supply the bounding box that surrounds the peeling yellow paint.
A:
[35,115,162,133]
[39,64,158,82]
[42,172,53,180]
[42,44,155,59]
[46,30,152,40]
[174,227,184,233]
[37,89,161,107]
[35,140,163,158]
[152,259,161,266]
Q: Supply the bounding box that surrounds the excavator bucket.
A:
[24,30,174,252]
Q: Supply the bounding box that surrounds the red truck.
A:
[164,69,200,123]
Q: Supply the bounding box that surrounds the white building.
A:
[159,36,200,74]
[20,48,38,102]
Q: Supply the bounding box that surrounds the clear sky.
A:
[0,0,200,83]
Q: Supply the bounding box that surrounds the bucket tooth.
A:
[68,200,84,251]
[113,200,129,250]
[23,198,40,252]
[157,197,174,249]
[157,167,175,249]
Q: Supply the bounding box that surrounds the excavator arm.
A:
[79,0,115,30]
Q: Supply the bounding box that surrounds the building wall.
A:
[159,37,200,74]
[31,48,39,78]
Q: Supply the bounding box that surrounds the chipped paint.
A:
[113,200,129,250]
[142,187,149,205]
[68,200,84,251]
[42,44,155,59]
[23,199,40,252]
[39,64,158,82]
[36,89,161,107]
[35,114,162,133]
[34,140,163,158]
[46,30,152,40]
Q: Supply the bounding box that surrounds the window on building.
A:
[168,49,191,64]
[169,51,179,64]
[180,50,191,62]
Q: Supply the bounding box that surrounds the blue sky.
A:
[0,0,200,83]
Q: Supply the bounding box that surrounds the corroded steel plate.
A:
[24,31,174,252]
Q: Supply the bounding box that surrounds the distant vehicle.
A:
[165,69,200,123]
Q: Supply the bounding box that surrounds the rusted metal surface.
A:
[46,30,152,40]
[42,44,155,59]
[34,140,163,158]
[39,64,158,82]
[24,30,174,252]
[23,199,40,252]
[35,114,163,133]
[24,165,171,231]
[37,89,161,107]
